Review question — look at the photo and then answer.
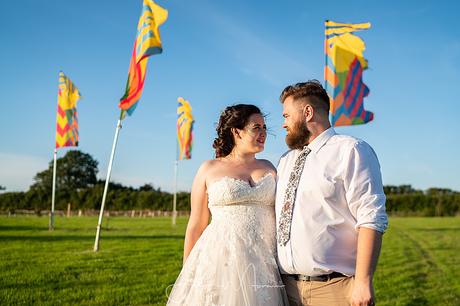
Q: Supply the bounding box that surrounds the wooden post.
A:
[105,211,110,230]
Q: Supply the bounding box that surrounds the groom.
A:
[275,80,388,306]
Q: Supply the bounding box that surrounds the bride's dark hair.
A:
[213,104,262,158]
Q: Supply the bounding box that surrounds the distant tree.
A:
[139,183,154,191]
[0,185,5,191]
[426,188,454,196]
[384,184,421,195]
[31,150,98,194]
[96,180,129,191]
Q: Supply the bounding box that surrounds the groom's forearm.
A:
[355,227,382,281]
[350,228,382,305]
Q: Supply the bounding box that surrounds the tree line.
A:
[0,151,459,216]
[384,185,460,216]
[0,150,190,213]
[0,181,191,213]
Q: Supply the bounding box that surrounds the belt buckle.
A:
[296,274,311,281]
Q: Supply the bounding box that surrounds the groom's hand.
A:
[352,227,382,305]
[350,278,375,306]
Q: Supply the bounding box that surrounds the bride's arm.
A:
[183,162,211,264]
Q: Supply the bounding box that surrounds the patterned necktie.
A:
[278,146,311,246]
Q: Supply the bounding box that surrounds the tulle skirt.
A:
[167,207,288,306]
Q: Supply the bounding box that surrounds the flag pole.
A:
[324,20,328,85]
[49,148,58,231]
[94,118,122,252]
[324,20,332,124]
[324,19,334,126]
[172,124,179,226]
[172,159,178,225]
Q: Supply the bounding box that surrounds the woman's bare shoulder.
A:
[195,159,223,177]
[256,159,276,173]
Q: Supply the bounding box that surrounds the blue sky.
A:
[1,0,459,193]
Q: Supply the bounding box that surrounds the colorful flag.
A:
[55,71,81,148]
[177,97,194,160]
[324,20,373,126]
[119,0,168,118]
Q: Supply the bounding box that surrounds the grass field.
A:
[0,216,459,305]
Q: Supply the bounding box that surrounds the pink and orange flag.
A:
[55,71,81,148]
[119,0,168,119]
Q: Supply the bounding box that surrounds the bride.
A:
[167,104,288,305]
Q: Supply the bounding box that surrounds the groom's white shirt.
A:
[275,127,388,276]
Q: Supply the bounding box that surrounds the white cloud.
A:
[0,152,48,192]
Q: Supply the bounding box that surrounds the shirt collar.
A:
[306,127,336,154]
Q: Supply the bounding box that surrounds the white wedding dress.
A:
[167,173,288,306]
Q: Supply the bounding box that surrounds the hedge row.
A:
[1,184,459,216]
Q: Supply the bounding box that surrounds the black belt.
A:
[285,271,347,282]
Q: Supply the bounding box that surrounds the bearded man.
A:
[275,80,388,306]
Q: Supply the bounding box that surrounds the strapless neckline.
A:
[207,172,274,191]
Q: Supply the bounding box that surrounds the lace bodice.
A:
[207,173,275,208]
[206,173,277,259]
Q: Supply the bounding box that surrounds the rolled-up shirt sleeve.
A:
[343,141,388,233]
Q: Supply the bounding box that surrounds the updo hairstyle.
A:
[213,104,262,158]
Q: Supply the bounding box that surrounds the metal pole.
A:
[324,19,334,125]
[49,149,57,231]
[94,119,122,252]
[172,160,178,225]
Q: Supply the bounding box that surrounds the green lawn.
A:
[375,217,460,306]
[0,216,459,305]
